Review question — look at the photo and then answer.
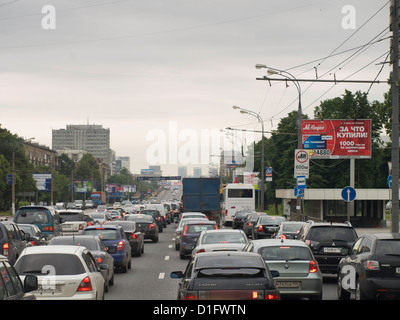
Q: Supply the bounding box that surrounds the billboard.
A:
[301,119,371,159]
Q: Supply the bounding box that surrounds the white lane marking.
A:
[165,255,170,260]
[168,244,173,248]
[158,272,165,279]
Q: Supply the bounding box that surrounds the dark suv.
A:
[297,221,358,274]
[0,221,29,265]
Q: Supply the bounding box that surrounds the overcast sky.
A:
[0,0,391,175]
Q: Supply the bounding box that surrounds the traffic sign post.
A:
[342,186,356,223]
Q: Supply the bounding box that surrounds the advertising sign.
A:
[33,173,52,191]
[301,119,371,159]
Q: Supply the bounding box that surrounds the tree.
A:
[74,153,101,190]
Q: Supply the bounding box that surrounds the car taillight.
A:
[183,225,188,237]
[309,260,318,273]
[257,225,264,232]
[131,233,138,240]
[182,291,198,300]
[365,260,380,271]
[117,241,124,251]
[97,257,102,263]
[265,292,280,300]
[79,224,84,230]
[279,234,287,239]
[149,224,155,229]
[197,248,205,254]
[77,276,92,292]
[3,243,9,256]
[42,226,53,232]
[157,217,161,222]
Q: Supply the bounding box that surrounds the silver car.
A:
[243,239,322,300]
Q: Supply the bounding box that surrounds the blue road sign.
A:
[388,175,392,188]
[296,176,306,189]
[341,186,356,202]
[294,186,304,198]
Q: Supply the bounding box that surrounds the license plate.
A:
[36,284,62,293]
[396,267,400,274]
[324,247,341,253]
[276,281,300,288]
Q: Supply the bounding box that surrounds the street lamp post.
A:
[233,105,265,211]
[255,64,303,220]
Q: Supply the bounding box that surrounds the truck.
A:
[182,178,222,226]
[90,191,106,207]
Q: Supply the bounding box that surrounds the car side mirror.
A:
[24,275,38,293]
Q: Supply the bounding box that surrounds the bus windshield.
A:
[228,189,253,198]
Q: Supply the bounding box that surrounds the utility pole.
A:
[391,0,399,233]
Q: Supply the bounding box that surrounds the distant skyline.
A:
[1,1,391,175]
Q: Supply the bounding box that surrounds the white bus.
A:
[221,183,255,226]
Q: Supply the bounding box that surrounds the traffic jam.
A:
[1,179,400,302]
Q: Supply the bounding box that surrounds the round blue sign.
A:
[341,186,356,202]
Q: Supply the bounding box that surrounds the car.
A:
[90,212,112,225]
[74,200,84,210]
[14,206,63,240]
[85,200,95,209]
[179,220,218,259]
[82,225,132,273]
[59,209,87,235]
[297,221,358,274]
[170,251,280,300]
[48,235,115,292]
[232,210,255,229]
[191,229,249,256]
[242,212,267,237]
[141,209,163,232]
[125,214,159,243]
[252,215,287,239]
[105,221,144,257]
[96,205,107,212]
[105,210,122,220]
[17,223,48,246]
[144,204,168,227]
[0,254,38,300]
[174,218,208,250]
[337,233,400,300]
[0,221,29,264]
[243,239,323,300]
[14,245,107,300]
[274,221,307,239]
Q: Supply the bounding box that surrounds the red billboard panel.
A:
[301,119,371,159]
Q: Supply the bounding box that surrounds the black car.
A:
[0,254,38,300]
[232,210,254,229]
[297,221,358,274]
[252,216,286,239]
[48,235,115,292]
[170,251,280,300]
[141,210,163,233]
[242,212,267,237]
[105,221,145,257]
[126,214,159,243]
[337,233,400,300]
[0,221,29,265]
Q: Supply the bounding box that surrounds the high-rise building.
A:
[52,124,113,166]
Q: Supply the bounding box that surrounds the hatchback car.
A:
[0,221,28,265]
[82,225,132,273]
[0,254,38,300]
[252,215,286,239]
[170,251,280,300]
[141,209,163,232]
[48,235,115,292]
[297,221,358,274]
[337,233,400,300]
[274,221,307,239]
[191,229,248,256]
[179,221,218,259]
[59,210,86,235]
[126,214,159,243]
[242,212,267,237]
[105,221,144,257]
[232,210,255,229]
[14,245,107,300]
[243,239,323,300]
[174,218,208,250]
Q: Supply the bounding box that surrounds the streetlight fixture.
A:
[232,105,265,211]
[255,64,303,220]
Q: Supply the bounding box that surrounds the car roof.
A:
[250,239,309,247]
[22,245,85,255]
[201,229,244,234]
[84,225,122,230]
[185,220,216,225]
[364,233,400,240]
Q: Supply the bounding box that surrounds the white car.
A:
[14,245,107,300]
[191,229,248,256]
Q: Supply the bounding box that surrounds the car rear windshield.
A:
[375,239,400,257]
[187,224,216,233]
[198,268,265,278]
[282,223,304,232]
[308,226,357,242]
[50,238,99,251]
[15,253,85,275]
[196,255,264,269]
[15,208,50,224]
[142,210,159,217]
[82,228,120,240]
[202,232,247,244]
[127,215,153,223]
[258,246,312,261]
[60,212,83,221]
[259,216,286,225]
